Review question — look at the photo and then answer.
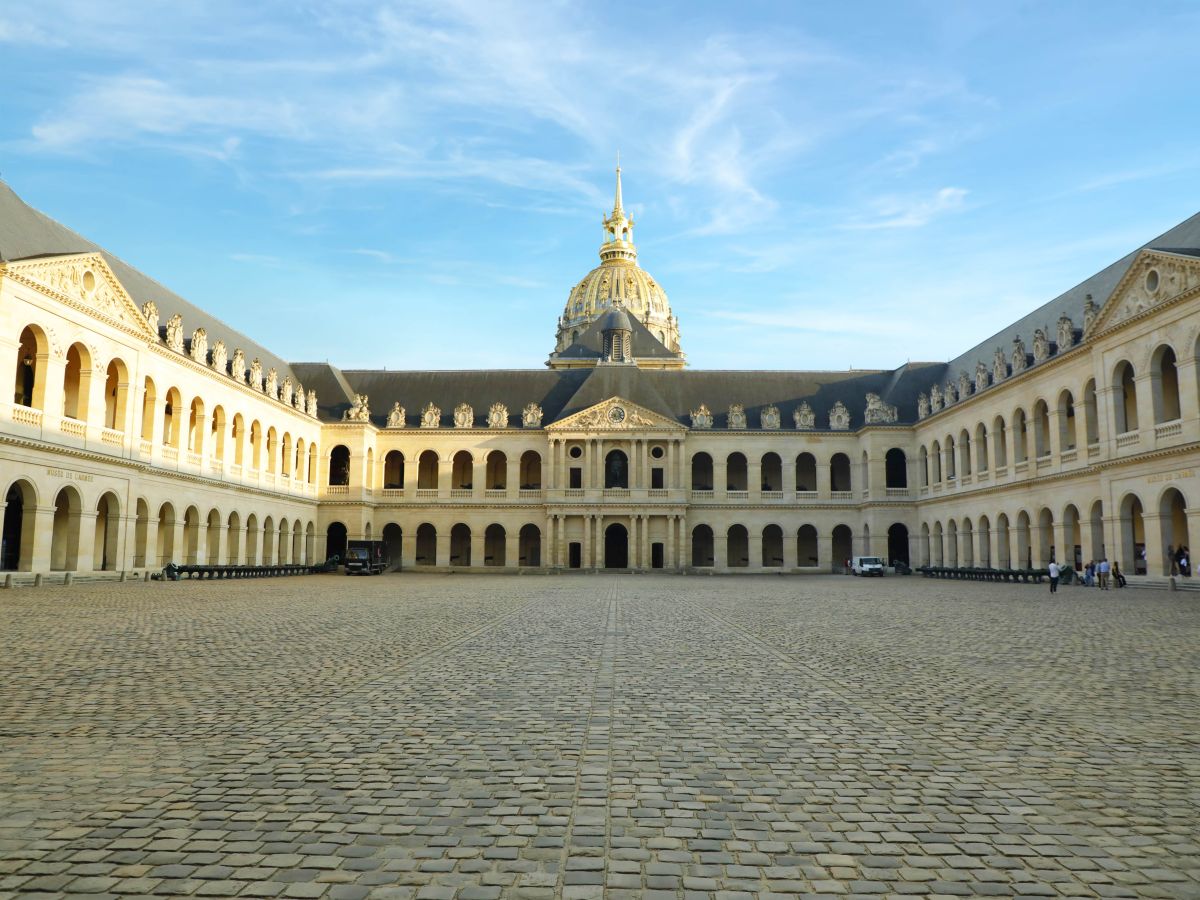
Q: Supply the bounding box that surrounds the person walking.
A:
[1112,560,1127,588]
[1084,560,1095,587]
[1180,547,1191,577]
[1098,557,1110,590]
[1048,560,1060,593]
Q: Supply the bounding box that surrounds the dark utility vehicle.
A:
[344,540,390,575]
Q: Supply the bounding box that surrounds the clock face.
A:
[608,406,626,424]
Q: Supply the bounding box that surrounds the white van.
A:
[851,556,885,576]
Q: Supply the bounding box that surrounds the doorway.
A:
[605,523,628,568]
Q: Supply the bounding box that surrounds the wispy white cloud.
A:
[842,186,969,230]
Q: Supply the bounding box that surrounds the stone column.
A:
[71,510,97,572]
[714,454,727,496]
[714,526,727,570]
[507,455,520,498]
[437,454,451,498]
[29,505,57,571]
[43,354,67,419]
[435,528,450,567]
[1097,385,1119,449]
[212,524,228,565]
[505,529,520,569]
[816,462,831,498]
[583,514,592,567]
[597,514,606,568]
[782,454,797,495]
[469,529,485,568]
[641,514,651,568]
[472,457,486,498]
[666,515,676,568]
[816,533,832,572]
[401,530,417,569]
[559,514,569,567]
[748,528,763,569]
[1134,372,1154,443]
[1142,513,1167,577]
[1175,357,1199,432]
[748,458,761,502]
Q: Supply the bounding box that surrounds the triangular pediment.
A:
[3,252,159,340]
[1087,249,1200,338]
[547,396,685,432]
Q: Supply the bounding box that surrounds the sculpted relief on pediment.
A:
[550,397,682,432]
[1089,251,1200,336]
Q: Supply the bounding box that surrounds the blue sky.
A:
[3,1,1199,371]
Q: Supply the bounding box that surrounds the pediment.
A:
[1087,249,1200,337]
[3,253,159,340]
[547,396,685,432]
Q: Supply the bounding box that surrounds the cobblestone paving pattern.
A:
[0,574,1196,899]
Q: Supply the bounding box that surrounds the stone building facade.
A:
[2,174,1198,579]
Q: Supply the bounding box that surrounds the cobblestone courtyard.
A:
[0,575,1197,900]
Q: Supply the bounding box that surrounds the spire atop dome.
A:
[601,157,636,265]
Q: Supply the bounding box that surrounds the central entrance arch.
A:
[604,523,628,568]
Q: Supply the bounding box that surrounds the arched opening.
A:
[760,453,782,491]
[1151,345,1181,424]
[278,519,291,564]
[919,446,929,487]
[485,451,507,490]
[63,342,92,421]
[158,503,176,566]
[932,522,944,565]
[265,427,277,473]
[888,523,909,566]
[50,486,83,570]
[163,387,182,447]
[519,524,541,566]
[1057,390,1077,452]
[325,521,347,564]
[328,445,351,486]
[726,453,747,492]
[183,506,201,564]
[281,433,293,477]
[1013,409,1029,463]
[250,420,263,470]
[831,524,853,572]
[795,452,816,491]
[1015,511,1032,568]
[417,451,439,489]
[103,358,129,430]
[1119,494,1146,574]
[797,524,818,567]
[382,522,402,567]
[1037,508,1055,565]
[451,451,474,490]
[885,448,907,488]
[996,514,1011,567]
[1159,488,1189,576]
[484,523,505,566]
[762,524,783,567]
[1113,361,1139,434]
[13,325,47,410]
[605,450,629,489]
[691,524,714,567]
[206,509,221,564]
[294,439,305,482]
[241,513,258,565]
[210,407,227,462]
[416,523,436,565]
[226,511,241,564]
[94,492,120,570]
[1064,504,1081,571]
[726,524,749,567]
[975,422,989,471]
[947,520,959,566]
[930,441,942,482]
[605,523,629,568]
[992,416,1008,467]
[1082,379,1099,446]
[978,515,991,566]
[2,480,36,570]
[188,397,206,456]
[520,451,542,489]
[1033,400,1051,459]
[133,498,149,567]
[691,452,713,490]
[830,453,851,492]
[140,377,157,442]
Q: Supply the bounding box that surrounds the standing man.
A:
[1098,557,1110,590]
[1048,560,1060,594]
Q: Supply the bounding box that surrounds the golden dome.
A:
[554,165,681,355]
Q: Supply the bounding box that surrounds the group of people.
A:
[1167,544,1192,577]
[1047,558,1126,592]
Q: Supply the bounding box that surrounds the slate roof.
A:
[288,361,942,428]
[0,180,297,382]
[552,309,682,361]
